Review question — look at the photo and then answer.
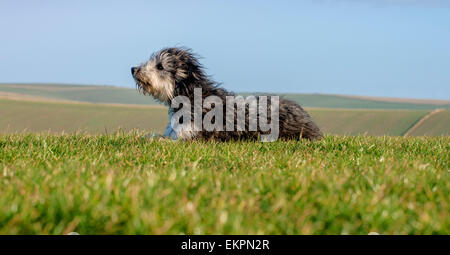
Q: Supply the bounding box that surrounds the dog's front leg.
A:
[162,122,178,140]
[161,107,178,140]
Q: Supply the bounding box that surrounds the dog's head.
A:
[131,47,204,104]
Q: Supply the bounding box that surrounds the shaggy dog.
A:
[131,47,322,141]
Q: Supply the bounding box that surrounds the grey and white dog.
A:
[131,47,322,141]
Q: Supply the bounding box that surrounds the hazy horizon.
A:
[1,0,449,100]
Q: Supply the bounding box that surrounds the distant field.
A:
[281,94,450,110]
[0,134,448,234]
[0,98,434,136]
[408,110,450,136]
[0,83,449,136]
[310,108,428,136]
[0,99,167,134]
[0,84,160,105]
[2,83,449,110]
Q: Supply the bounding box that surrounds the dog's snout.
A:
[131,67,138,75]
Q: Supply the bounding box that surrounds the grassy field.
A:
[0,85,448,234]
[2,83,449,110]
[0,98,435,136]
[0,133,448,234]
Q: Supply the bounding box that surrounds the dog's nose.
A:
[131,67,137,75]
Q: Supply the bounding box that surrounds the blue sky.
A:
[1,0,449,99]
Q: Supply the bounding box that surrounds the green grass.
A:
[0,133,448,234]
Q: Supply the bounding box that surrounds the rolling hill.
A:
[310,108,428,136]
[0,99,167,134]
[1,83,449,110]
[407,109,450,136]
[0,83,448,136]
[0,97,440,136]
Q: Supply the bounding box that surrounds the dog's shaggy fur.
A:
[132,47,322,141]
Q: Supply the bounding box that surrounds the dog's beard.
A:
[134,79,146,95]
[134,77,174,104]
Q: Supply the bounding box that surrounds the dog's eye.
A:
[156,63,164,70]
